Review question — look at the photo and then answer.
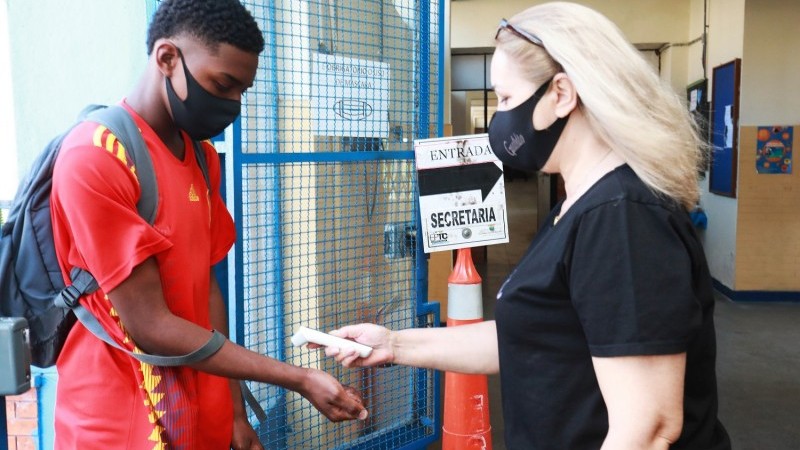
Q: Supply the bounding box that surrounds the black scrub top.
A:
[495,164,730,449]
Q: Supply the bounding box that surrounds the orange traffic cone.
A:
[442,248,492,449]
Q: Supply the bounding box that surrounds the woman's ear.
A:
[153,39,180,78]
[551,73,579,118]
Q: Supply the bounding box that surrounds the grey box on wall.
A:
[0,317,31,395]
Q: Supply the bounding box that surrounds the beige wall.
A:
[451,0,693,49]
[0,0,17,202]
[450,0,800,293]
[659,45,691,96]
[450,0,695,95]
[687,0,706,82]
[699,0,800,291]
[449,0,745,288]
[740,0,800,126]
[697,0,745,289]
[736,127,800,290]
[734,0,800,291]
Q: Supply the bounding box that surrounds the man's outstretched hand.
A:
[298,368,368,422]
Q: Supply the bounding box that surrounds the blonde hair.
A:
[495,2,702,210]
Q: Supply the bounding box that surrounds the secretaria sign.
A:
[414,133,509,253]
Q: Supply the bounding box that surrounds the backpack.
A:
[0,104,224,368]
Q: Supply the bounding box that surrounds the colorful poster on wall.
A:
[756,126,793,174]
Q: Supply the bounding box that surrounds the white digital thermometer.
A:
[290,326,373,358]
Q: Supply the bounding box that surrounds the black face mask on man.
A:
[488,78,569,172]
[166,49,241,141]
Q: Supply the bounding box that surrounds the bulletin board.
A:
[710,59,741,197]
[687,78,710,176]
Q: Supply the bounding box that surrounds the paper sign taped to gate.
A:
[312,53,390,138]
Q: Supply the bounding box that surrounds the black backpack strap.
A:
[59,266,226,366]
[193,140,211,190]
[72,298,226,366]
[240,380,268,423]
[54,268,99,308]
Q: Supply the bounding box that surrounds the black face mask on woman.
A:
[488,78,569,172]
[166,49,241,141]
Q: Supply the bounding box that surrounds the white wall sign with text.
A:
[312,53,390,138]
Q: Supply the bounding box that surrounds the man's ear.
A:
[153,39,181,78]
[551,73,579,118]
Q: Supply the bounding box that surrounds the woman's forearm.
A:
[392,320,499,374]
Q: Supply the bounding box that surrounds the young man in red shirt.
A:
[50,1,366,448]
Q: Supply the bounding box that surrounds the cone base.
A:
[442,427,493,450]
[442,317,492,450]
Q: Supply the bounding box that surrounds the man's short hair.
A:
[146,0,265,55]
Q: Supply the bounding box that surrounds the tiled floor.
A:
[714,298,800,449]
[429,176,800,449]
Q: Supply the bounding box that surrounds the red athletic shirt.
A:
[50,101,236,450]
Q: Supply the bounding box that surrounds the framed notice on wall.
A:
[710,59,742,197]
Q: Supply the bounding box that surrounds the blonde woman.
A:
[323,3,730,449]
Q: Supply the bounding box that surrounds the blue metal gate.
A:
[231,1,442,448]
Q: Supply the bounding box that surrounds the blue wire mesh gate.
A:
[232,1,442,448]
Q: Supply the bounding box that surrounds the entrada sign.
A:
[414,134,509,253]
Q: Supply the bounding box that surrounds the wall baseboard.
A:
[713,279,800,303]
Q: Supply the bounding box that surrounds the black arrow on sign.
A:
[418,162,503,202]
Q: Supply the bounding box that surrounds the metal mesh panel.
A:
[233,1,441,448]
[238,159,437,448]
[240,1,434,153]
